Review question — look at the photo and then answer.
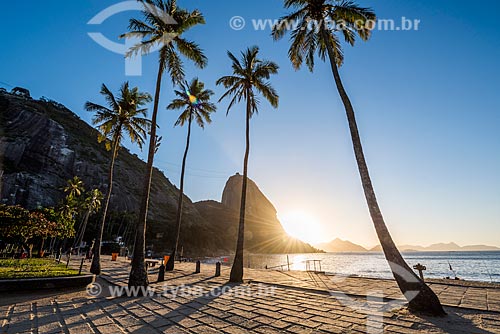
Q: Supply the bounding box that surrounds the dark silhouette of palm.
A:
[85,82,152,275]
[217,46,279,283]
[122,0,207,288]
[272,0,445,315]
[165,78,216,271]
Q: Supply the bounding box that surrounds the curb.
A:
[0,275,96,292]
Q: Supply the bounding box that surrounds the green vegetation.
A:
[0,259,78,279]
[0,204,75,258]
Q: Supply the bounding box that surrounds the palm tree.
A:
[73,189,103,253]
[272,0,445,315]
[122,0,207,288]
[60,177,85,256]
[85,83,152,275]
[217,47,279,282]
[165,78,216,271]
[64,176,84,202]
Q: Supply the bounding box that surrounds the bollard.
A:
[79,258,84,275]
[195,260,201,274]
[215,262,221,277]
[157,260,165,282]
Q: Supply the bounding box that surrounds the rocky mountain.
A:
[0,90,317,256]
[369,243,500,252]
[315,238,367,252]
[197,174,319,254]
[0,91,213,253]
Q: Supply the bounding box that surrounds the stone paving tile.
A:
[1,258,499,333]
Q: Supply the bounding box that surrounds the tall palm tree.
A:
[165,78,216,271]
[217,47,279,283]
[73,189,103,253]
[121,0,207,288]
[85,83,152,275]
[273,0,445,315]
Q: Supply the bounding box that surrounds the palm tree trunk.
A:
[90,136,120,275]
[75,210,91,253]
[321,29,445,316]
[166,116,192,271]
[229,94,251,283]
[129,62,164,288]
[38,238,45,257]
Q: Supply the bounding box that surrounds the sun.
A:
[278,211,325,245]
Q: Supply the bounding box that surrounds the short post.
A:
[65,247,73,268]
[78,258,84,275]
[215,262,221,277]
[413,263,427,280]
[195,260,201,274]
[287,255,290,271]
[157,259,165,282]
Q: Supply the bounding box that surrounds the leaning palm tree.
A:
[273,0,445,315]
[73,188,103,253]
[121,0,207,288]
[217,47,279,282]
[165,78,216,271]
[85,83,152,275]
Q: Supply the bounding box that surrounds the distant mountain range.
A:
[369,242,500,252]
[316,238,368,252]
[316,240,500,253]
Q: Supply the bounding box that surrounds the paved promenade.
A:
[1,257,499,333]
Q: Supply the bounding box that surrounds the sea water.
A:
[248,251,500,283]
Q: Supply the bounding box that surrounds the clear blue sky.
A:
[1,0,499,247]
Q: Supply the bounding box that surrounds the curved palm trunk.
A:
[129,62,164,288]
[229,96,251,283]
[90,136,120,274]
[321,30,445,316]
[74,210,91,253]
[166,116,192,271]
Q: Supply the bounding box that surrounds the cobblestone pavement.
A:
[1,257,499,333]
[98,258,500,312]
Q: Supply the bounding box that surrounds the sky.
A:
[1,0,499,248]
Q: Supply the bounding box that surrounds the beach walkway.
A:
[1,257,499,333]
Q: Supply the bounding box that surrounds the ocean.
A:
[247,251,500,283]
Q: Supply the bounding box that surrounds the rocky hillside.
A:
[197,174,319,254]
[0,90,318,256]
[0,91,214,253]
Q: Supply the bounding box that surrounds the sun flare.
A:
[278,211,325,245]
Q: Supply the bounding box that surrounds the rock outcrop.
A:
[0,92,207,254]
[197,174,319,254]
[0,91,318,256]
